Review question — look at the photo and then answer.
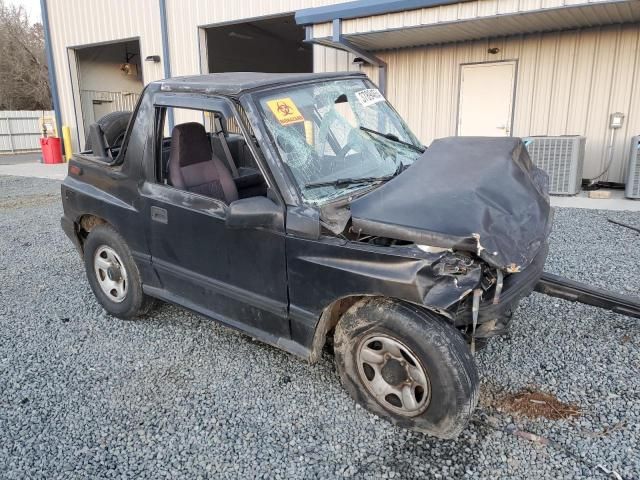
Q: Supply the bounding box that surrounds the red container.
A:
[40,137,63,164]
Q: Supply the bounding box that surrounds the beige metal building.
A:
[42,0,640,183]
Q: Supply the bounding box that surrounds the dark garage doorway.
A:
[205,15,312,73]
[72,39,143,138]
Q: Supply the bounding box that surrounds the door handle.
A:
[151,206,168,224]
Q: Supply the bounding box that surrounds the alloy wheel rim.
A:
[356,333,431,417]
[93,246,128,303]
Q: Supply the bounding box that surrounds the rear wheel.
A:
[334,298,479,438]
[83,224,155,319]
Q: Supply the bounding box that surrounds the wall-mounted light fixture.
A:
[488,47,500,54]
[120,63,136,75]
[145,55,161,63]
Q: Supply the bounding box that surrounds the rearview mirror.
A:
[225,196,283,230]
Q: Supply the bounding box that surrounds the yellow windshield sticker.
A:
[267,97,304,126]
[304,120,314,145]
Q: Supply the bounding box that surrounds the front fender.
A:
[286,236,484,352]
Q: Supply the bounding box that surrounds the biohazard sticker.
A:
[266,97,304,125]
[355,88,385,107]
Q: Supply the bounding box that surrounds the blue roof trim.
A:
[295,0,468,26]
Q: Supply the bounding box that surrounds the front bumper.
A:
[453,243,549,335]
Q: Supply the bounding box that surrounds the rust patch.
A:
[80,215,106,232]
[498,388,581,420]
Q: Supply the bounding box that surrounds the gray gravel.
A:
[1,175,639,479]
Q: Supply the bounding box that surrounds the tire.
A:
[83,224,155,319]
[334,297,479,439]
[84,111,131,151]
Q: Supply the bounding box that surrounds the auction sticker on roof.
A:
[267,97,304,126]
[355,89,385,107]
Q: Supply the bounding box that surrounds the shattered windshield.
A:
[256,78,423,204]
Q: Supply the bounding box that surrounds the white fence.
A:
[0,110,54,153]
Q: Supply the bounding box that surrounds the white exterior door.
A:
[458,61,516,137]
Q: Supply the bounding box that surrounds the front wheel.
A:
[83,224,155,319]
[334,298,479,438]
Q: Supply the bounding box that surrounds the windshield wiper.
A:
[305,175,392,190]
[304,163,405,190]
[360,126,425,153]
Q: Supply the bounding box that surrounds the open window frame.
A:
[151,93,280,209]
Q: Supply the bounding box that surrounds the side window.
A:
[155,106,267,204]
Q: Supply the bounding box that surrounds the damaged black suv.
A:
[61,72,552,438]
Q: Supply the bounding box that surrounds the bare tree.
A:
[0,0,51,110]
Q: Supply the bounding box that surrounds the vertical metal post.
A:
[377,65,387,96]
[329,18,388,96]
[6,118,15,152]
[159,0,174,130]
[40,0,63,144]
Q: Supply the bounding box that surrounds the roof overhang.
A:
[299,0,640,52]
[295,0,473,26]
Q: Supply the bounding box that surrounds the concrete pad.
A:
[0,152,43,165]
[550,189,640,211]
[0,162,67,181]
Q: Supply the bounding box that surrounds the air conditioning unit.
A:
[625,135,640,199]
[522,136,586,195]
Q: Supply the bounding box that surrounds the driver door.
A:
[141,97,290,339]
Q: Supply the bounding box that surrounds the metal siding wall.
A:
[377,24,640,182]
[313,45,359,73]
[174,1,359,127]
[162,0,353,127]
[164,0,350,78]
[47,0,165,150]
[48,0,353,148]
[47,1,639,181]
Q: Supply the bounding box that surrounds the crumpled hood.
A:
[349,136,553,271]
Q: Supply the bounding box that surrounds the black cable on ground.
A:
[581,180,626,191]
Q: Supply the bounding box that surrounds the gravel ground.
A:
[1,175,639,479]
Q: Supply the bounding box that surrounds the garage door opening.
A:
[73,39,143,138]
[204,15,312,73]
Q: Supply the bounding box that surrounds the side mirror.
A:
[225,196,283,230]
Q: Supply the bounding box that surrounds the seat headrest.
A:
[171,122,211,167]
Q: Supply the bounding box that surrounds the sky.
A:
[6,0,42,23]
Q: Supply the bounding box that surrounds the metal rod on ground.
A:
[607,218,640,234]
[535,272,640,319]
